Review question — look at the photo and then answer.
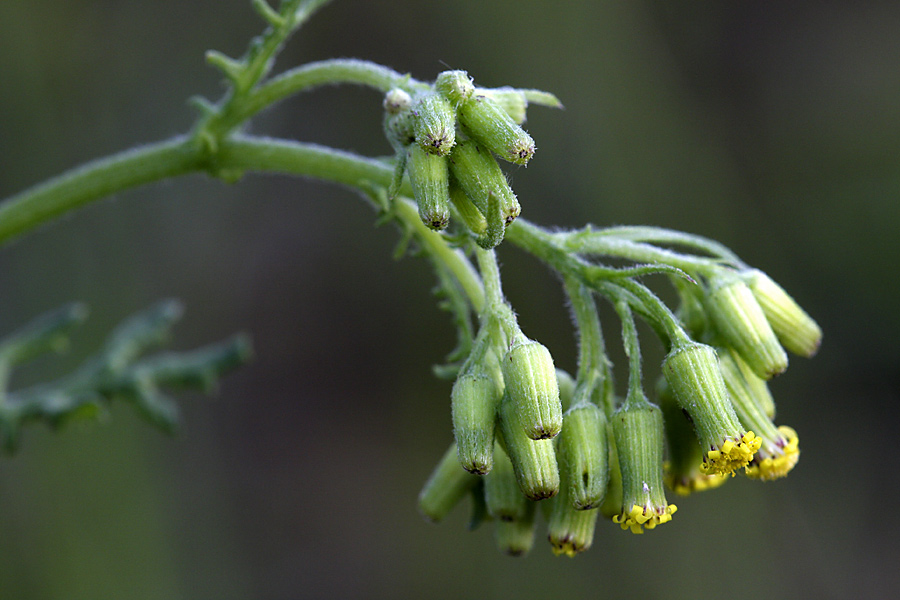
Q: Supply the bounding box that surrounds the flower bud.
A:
[494,502,536,556]
[382,87,412,115]
[744,269,822,358]
[413,92,456,156]
[501,334,562,440]
[658,378,728,495]
[448,139,520,225]
[718,347,800,481]
[610,398,677,534]
[435,70,474,106]
[447,181,487,235]
[546,465,600,556]
[383,107,416,153]
[484,442,530,521]
[663,342,761,476]
[557,403,608,509]
[406,144,450,230]
[418,442,481,523]
[497,392,559,500]
[458,94,535,165]
[452,363,502,474]
[478,87,528,125]
[705,270,788,379]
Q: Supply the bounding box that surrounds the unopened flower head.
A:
[494,502,537,557]
[382,87,412,115]
[418,443,481,523]
[663,342,761,476]
[705,269,788,380]
[458,93,535,165]
[497,391,560,500]
[557,402,609,509]
[610,398,677,533]
[448,138,521,226]
[744,269,822,358]
[500,334,562,440]
[435,70,475,106]
[407,144,450,230]
[484,442,531,521]
[451,358,503,474]
[413,92,457,156]
[546,459,600,556]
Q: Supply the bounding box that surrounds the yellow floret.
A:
[745,426,800,481]
[613,503,678,534]
[664,467,729,496]
[700,431,761,476]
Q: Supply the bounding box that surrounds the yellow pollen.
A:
[700,431,761,476]
[745,426,800,481]
[613,503,677,534]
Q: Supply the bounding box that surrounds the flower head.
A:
[610,396,677,533]
[663,341,761,476]
[745,425,800,481]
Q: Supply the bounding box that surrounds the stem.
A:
[207,59,420,137]
[563,275,611,407]
[587,225,744,265]
[0,137,200,245]
[474,247,517,340]
[614,299,644,403]
[560,233,720,276]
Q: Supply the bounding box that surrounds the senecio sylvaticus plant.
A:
[0,0,821,557]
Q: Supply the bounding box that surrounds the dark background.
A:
[0,1,897,598]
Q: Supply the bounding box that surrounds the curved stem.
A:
[207,59,421,137]
[0,137,201,245]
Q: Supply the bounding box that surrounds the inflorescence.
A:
[400,70,823,557]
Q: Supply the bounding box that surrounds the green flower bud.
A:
[663,342,761,476]
[458,94,535,165]
[413,92,456,156]
[610,397,677,534]
[546,462,600,557]
[744,269,822,358]
[478,86,528,125]
[718,347,800,481]
[382,87,412,115]
[418,442,481,523]
[557,403,608,509]
[448,181,487,235]
[452,362,503,475]
[658,378,728,496]
[705,270,788,379]
[383,109,416,153]
[435,70,474,106]
[448,139,520,225]
[407,144,450,230]
[494,501,536,556]
[497,392,560,500]
[501,334,562,440]
[484,442,530,521]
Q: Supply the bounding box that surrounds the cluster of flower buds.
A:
[383,71,554,248]
[417,259,821,557]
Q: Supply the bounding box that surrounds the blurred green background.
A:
[0,1,897,598]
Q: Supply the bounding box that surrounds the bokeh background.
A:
[0,1,897,598]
